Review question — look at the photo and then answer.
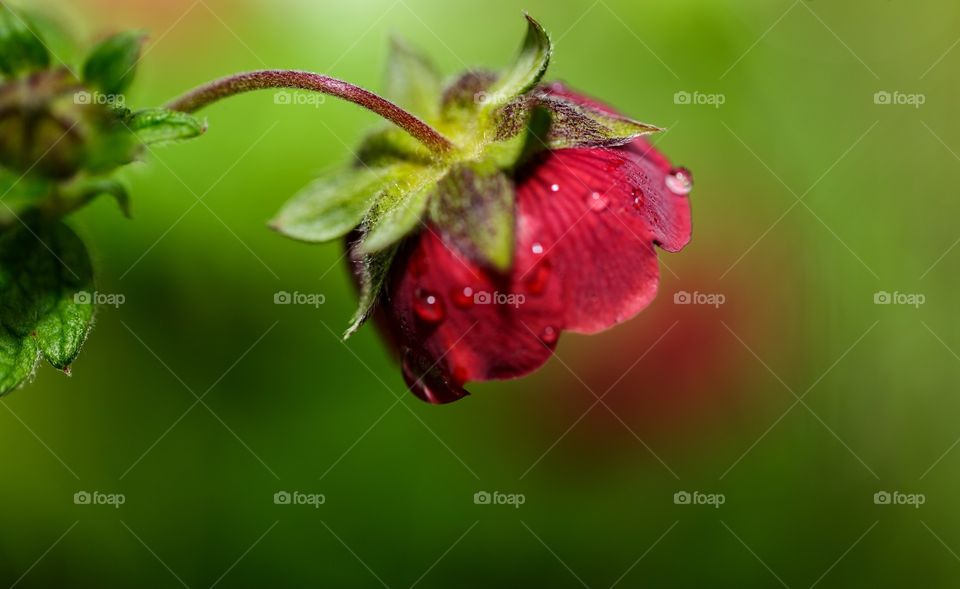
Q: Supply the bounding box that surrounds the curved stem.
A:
[165,70,455,156]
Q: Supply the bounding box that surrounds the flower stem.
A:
[165,70,455,156]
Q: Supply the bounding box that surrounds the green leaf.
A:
[429,161,515,272]
[0,4,49,77]
[83,30,146,95]
[0,327,37,393]
[344,244,397,339]
[360,167,443,254]
[385,37,442,120]
[534,93,662,149]
[126,108,207,145]
[0,220,95,394]
[482,15,552,112]
[271,165,409,243]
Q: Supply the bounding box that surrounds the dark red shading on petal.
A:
[382,226,564,404]
[371,87,693,403]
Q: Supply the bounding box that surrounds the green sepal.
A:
[125,108,207,146]
[496,92,661,153]
[356,126,436,168]
[343,244,397,339]
[0,4,49,77]
[428,161,515,272]
[359,168,443,254]
[533,92,661,148]
[385,37,442,120]
[0,220,95,394]
[271,164,409,243]
[83,30,147,95]
[59,176,131,218]
[481,14,551,113]
[482,103,552,171]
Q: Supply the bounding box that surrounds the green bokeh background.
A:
[2,0,959,586]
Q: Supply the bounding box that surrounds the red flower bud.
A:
[361,86,692,403]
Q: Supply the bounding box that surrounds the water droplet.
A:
[588,192,608,212]
[632,188,645,210]
[550,184,560,193]
[413,289,445,323]
[451,286,475,308]
[539,326,559,346]
[531,242,544,255]
[524,260,552,296]
[666,167,693,195]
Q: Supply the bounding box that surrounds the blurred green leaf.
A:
[0,220,94,394]
[0,4,49,77]
[83,30,146,95]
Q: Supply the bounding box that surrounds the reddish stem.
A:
[165,70,454,156]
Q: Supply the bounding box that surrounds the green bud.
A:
[83,31,146,95]
[0,70,89,179]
